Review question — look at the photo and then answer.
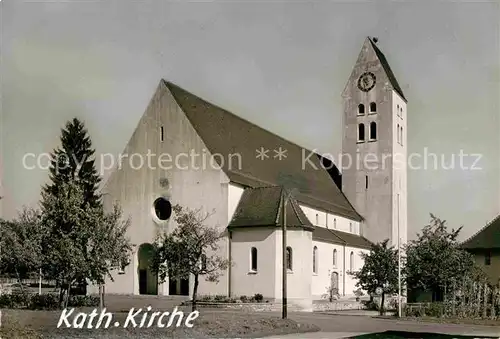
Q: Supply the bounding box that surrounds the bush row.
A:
[197,293,265,303]
[0,292,99,310]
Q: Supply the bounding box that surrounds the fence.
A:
[0,277,56,286]
[406,282,500,319]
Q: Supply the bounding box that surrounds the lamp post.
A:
[281,190,287,319]
[397,193,401,318]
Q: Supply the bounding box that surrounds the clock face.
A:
[357,72,376,92]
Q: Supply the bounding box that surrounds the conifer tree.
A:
[42,118,101,208]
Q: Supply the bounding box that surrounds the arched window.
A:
[358,104,365,115]
[313,246,318,274]
[333,249,337,267]
[286,247,293,271]
[315,213,319,225]
[400,126,403,146]
[349,222,353,233]
[370,122,377,140]
[397,124,400,144]
[358,123,365,142]
[350,251,354,271]
[251,247,258,272]
[370,102,377,113]
[333,218,337,229]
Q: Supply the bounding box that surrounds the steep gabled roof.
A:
[227,186,314,229]
[228,186,372,249]
[368,37,407,102]
[164,81,362,221]
[462,215,500,250]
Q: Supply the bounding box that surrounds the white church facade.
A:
[91,37,408,311]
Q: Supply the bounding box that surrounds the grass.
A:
[351,331,498,339]
[0,307,320,338]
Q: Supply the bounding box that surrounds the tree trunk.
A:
[15,271,24,294]
[99,284,104,310]
[63,282,71,309]
[59,282,65,308]
[379,292,385,316]
[192,274,199,312]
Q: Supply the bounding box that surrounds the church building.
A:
[92,37,408,311]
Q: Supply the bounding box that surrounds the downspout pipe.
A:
[228,230,232,297]
[343,244,346,296]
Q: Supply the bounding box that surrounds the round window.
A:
[153,197,172,221]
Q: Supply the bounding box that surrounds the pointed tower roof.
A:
[343,37,406,102]
[367,37,407,102]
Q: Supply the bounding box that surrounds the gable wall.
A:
[100,82,231,296]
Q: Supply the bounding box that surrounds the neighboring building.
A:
[91,37,408,311]
[462,215,500,286]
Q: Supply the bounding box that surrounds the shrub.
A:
[0,294,14,308]
[29,294,60,310]
[68,295,99,307]
[353,288,364,298]
[213,294,226,302]
[254,293,263,302]
[240,295,248,302]
[362,299,379,311]
[10,291,31,308]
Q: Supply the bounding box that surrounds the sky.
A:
[1,0,499,241]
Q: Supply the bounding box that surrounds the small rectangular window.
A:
[160,126,164,142]
[365,175,368,190]
[485,252,491,266]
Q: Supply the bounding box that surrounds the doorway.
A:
[169,278,190,296]
[137,243,158,295]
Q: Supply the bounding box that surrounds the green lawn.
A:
[352,331,498,339]
[0,308,320,338]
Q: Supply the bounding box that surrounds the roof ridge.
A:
[462,214,500,245]
[274,187,285,225]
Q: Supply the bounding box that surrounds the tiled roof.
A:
[462,215,500,250]
[312,226,372,250]
[227,186,313,230]
[164,81,362,221]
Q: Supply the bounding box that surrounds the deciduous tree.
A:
[349,239,399,315]
[0,208,44,287]
[152,204,231,312]
[405,214,482,301]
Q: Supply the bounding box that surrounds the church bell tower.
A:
[341,37,408,249]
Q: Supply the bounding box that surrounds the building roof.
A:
[228,186,371,249]
[368,37,407,102]
[164,81,362,221]
[461,214,500,250]
[312,226,373,250]
[227,186,314,229]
